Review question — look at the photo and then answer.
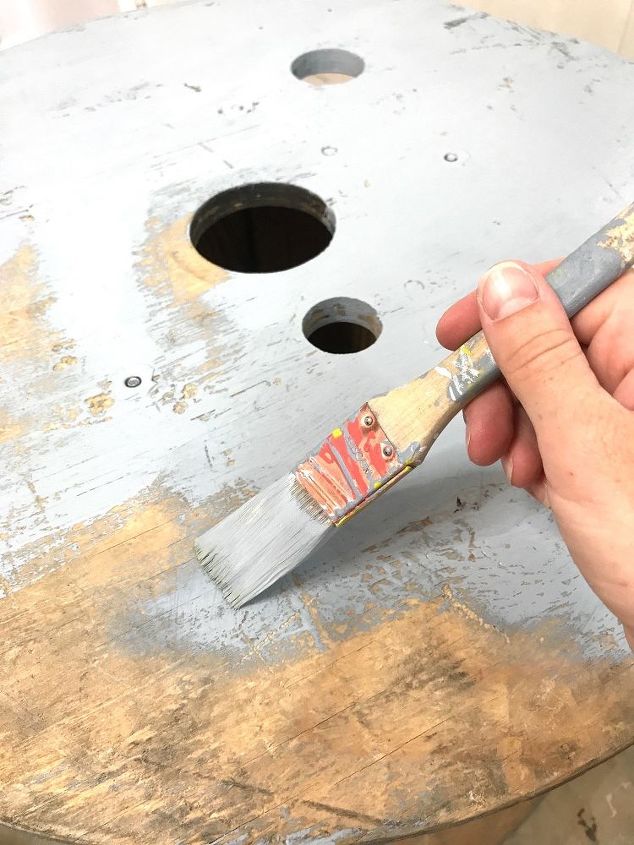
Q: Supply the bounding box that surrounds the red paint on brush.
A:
[295,404,399,522]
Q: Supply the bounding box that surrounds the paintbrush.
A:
[195,203,634,607]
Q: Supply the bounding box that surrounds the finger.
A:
[464,382,514,465]
[526,475,550,507]
[476,260,601,461]
[614,369,634,411]
[503,406,543,489]
[571,269,634,346]
[437,261,561,351]
[436,291,479,350]
[535,259,562,277]
[586,319,634,394]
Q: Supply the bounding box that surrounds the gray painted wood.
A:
[0,2,632,843]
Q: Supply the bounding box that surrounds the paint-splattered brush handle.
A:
[367,202,634,470]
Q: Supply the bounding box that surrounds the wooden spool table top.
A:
[1,2,633,842]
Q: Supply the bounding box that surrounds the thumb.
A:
[477,261,600,448]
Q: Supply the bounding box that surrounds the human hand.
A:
[437,261,634,649]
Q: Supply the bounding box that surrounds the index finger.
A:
[436,259,561,350]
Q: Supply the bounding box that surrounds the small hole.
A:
[291,49,365,86]
[125,375,142,388]
[309,322,377,353]
[444,152,459,162]
[190,183,335,273]
[303,297,382,354]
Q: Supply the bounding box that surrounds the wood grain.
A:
[0,495,632,844]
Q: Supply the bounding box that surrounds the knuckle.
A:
[502,327,580,382]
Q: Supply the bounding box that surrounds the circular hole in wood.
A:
[190,183,335,273]
[303,297,382,354]
[291,48,365,85]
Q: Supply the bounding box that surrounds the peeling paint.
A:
[139,215,229,305]
[0,245,57,363]
[0,497,631,843]
[85,391,114,416]
[52,355,78,371]
[599,205,634,264]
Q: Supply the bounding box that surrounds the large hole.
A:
[190,183,335,273]
[303,298,382,354]
[291,48,365,86]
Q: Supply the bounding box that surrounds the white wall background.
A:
[1,0,634,58]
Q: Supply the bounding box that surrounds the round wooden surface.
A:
[1,2,633,843]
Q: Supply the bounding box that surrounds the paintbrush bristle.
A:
[195,473,334,608]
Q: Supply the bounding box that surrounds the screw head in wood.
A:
[362,413,375,429]
[382,443,394,458]
[125,375,142,388]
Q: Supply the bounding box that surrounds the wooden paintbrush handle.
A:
[369,202,634,464]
